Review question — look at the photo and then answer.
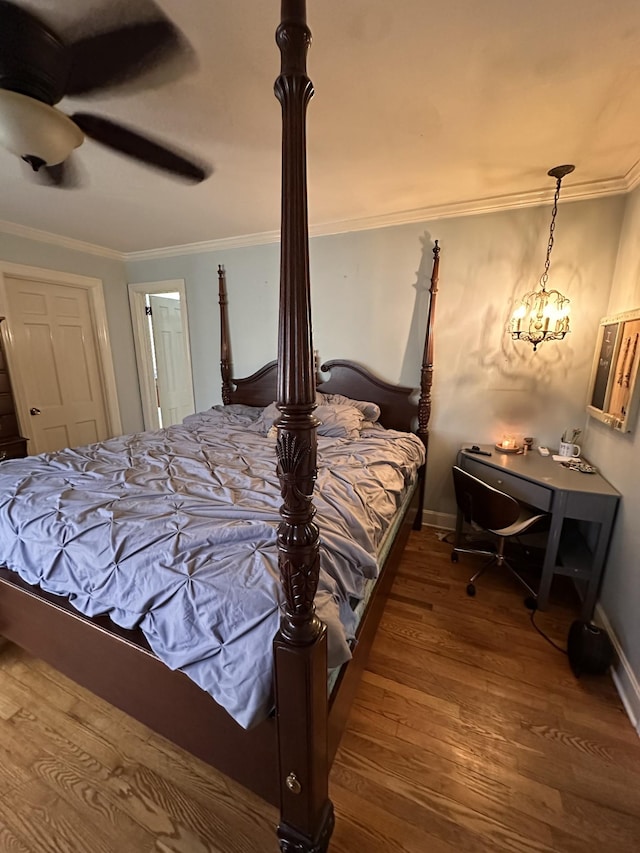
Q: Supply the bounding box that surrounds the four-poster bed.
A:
[0,3,440,850]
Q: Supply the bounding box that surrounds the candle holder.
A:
[495,434,521,453]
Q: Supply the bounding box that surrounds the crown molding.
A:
[307,174,629,239]
[0,171,635,264]
[125,174,630,261]
[0,218,124,260]
[125,228,282,262]
[624,158,640,192]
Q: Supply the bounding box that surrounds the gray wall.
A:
[127,194,624,519]
[584,185,640,690]
[0,232,143,435]
[127,243,282,417]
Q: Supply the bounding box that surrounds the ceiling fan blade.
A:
[70,113,209,183]
[0,1,70,104]
[65,16,190,97]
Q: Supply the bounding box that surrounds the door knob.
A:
[29,407,41,416]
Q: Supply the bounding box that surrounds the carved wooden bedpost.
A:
[414,240,440,529]
[218,265,233,405]
[272,2,334,852]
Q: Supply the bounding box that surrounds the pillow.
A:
[316,392,381,424]
[252,400,365,439]
[246,401,280,434]
[314,403,364,439]
[183,404,262,428]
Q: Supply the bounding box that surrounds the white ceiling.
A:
[1,0,639,254]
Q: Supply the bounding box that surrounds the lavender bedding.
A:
[0,404,424,728]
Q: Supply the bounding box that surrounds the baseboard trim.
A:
[421,510,456,530]
[595,603,640,738]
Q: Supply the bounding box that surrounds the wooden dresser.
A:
[0,332,27,460]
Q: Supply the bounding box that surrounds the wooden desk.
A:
[457,446,620,620]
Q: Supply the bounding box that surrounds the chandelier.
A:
[511,165,575,351]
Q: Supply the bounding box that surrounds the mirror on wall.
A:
[586,307,640,433]
[128,279,195,430]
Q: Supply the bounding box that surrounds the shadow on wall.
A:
[396,225,583,420]
[399,231,437,388]
[468,266,588,392]
[469,204,604,390]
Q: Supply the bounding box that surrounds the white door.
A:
[128,279,195,431]
[149,294,194,427]
[4,276,110,453]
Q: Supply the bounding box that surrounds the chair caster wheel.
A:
[466,583,476,597]
[451,552,459,563]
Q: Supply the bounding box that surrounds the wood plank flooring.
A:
[1,528,639,851]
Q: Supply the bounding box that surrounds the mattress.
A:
[327,475,418,695]
[0,403,424,728]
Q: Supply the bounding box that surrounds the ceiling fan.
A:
[0,0,209,186]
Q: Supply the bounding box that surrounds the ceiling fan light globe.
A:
[0,90,83,167]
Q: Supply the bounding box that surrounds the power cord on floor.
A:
[446,528,569,655]
[524,596,567,655]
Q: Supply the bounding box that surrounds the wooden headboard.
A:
[221,356,414,432]
[317,360,416,432]
[228,359,278,409]
[217,245,440,437]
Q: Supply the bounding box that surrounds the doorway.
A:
[128,279,195,430]
[0,262,122,455]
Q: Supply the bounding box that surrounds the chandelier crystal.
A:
[511,164,575,352]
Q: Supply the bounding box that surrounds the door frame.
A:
[0,261,122,448]
[128,279,194,430]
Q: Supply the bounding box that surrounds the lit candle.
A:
[513,305,526,334]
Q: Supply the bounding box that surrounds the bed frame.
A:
[0,3,440,850]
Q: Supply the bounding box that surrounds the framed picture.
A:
[586,307,640,432]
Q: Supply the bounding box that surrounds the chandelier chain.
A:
[540,176,563,290]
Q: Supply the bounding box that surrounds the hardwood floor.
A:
[1,528,639,852]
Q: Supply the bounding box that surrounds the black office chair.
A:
[451,465,549,598]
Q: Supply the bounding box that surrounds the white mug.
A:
[559,440,581,457]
